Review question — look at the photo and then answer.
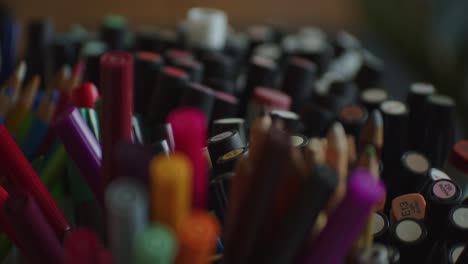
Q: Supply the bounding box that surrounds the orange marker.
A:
[176,210,221,264]
[150,153,192,232]
[391,193,426,222]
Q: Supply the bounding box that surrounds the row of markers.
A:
[0,6,467,264]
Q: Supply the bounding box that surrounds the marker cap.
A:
[179,83,216,122]
[134,224,178,264]
[186,8,228,50]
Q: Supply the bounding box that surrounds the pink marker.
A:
[167,107,207,208]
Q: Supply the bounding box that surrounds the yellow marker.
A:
[150,153,192,232]
[6,75,40,133]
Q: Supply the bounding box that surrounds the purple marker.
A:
[297,169,385,264]
[54,107,103,204]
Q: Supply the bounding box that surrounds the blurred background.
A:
[4,0,468,134]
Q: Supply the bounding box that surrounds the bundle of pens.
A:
[0,5,467,264]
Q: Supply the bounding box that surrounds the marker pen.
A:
[447,205,468,244]
[331,31,361,57]
[253,43,283,63]
[246,86,291,124]
[179,83,216,122]
[82,41,108,88]
[297,169,385,264]
[51,35,73,73]
[100,51,134,185]
[212,147,248,177]
[380,100,409,173]
[372,212,390,244]
[246,25,275,58]
[353,50,384,90]
[64,228,106,264]
[209,172,234,223]
[445,140,468,199]
[327,76,359,108]
[134,27,163,53]
[208,130,245,164]
[280,56,316,112]
[150,153,192,232]
[212,91,239,121]
[199,51,235,82]
[449,243,465,264]
[54,107,103,204]
[175,210,221,264]
[133,224,177,264]
[204,77,235,95]
[338,104,368,142]
[423,94,456,167]
[148,66,189,126]
[100,15,127,51]
[425,179,462,238]
[186,8,227,51]
[167,108,208,208]
[5,191,64,264]
[360,88,388,112]
[0,125,70,237]
[253,164,337,264]
[295,29,333,75]
[164,49,192,67]
[406,83,436,151]
[106,177,148,264]
[390,218,428,263]
[400,151,431,194]
[134,51,163,118]
[212,118,246,144]
[270,110,303,133]
[240,56,277,116]
[300,103,335,137]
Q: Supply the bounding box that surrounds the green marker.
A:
[134,224,178,264]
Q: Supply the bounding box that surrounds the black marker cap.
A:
[204,77,236,95]
[246,25,275,58]
[172,58,204,83]
[212,118,246,144]
[295,33,334,75]
[208,130,245,164]
[423,94,456,168]
[331,31,361,57]
[240,56,277,116]
[82,41,108,89]
[406,83,436,151]
[380,100,409,172]
[270,110,303,133]
[360,88,389,112]
[353,50,384,90]
[425,179,462,238]
[253,43,283,63]
[25,18,54,89]
[209,172,234,224]
[200,51,235,82]
[147,66,189,126]
[373,212,390,244]
[212,91,239,121]
[134,52,163,117]
[300,103,336,137]
[223,32,248,78]
[452,243,467,264]
[213,147,248,178]
[134,27,163,53]
[179,83,216,122]
[327,76,359,105]
[99,15,127,51]
[280,56,316,112]
[158,28,181,51]
[447,205,468,244]
[390,218,429,263]
[400,151,431,194]
[424,240,449,264]
[51,34,74,73]
[338,104,368,142]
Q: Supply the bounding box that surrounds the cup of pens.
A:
[0,5,467,264]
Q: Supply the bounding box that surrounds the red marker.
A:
[100,51,134,184]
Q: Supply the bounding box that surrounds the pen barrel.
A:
[54,107,103,204]
[280,57,316,112]
[5,192,64,264]
[100,51,134,185]
[0,125,70,237]
[297,169,385,264]
[134,52,163,117]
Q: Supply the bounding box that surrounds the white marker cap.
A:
[186,8,228,50]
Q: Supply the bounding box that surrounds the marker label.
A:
[432,180,456,199]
